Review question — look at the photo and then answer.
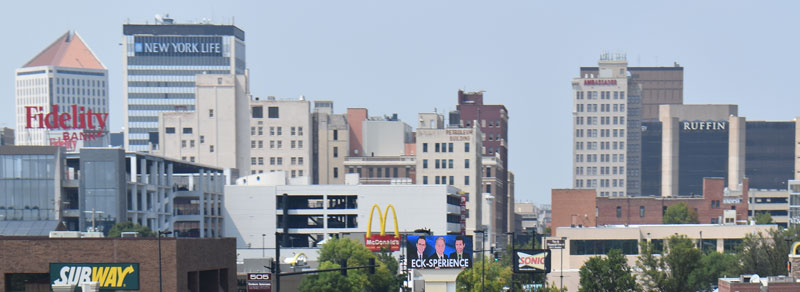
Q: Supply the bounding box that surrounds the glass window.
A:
[464,176,470,185]
[166,127,175,134]
[268,107,279,118]
[449,143,454,152]
[464,159,470,168]
[465,143,470,152]
[423,160,428,169]
[640,206,645,217]
[616,206,622,218]
[183,128,192,134]
[423,143,428,152]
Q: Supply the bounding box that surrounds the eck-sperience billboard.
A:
[406,235,472,269]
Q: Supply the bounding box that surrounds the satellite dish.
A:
[749,274,760,283]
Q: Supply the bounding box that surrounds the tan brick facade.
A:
[0,237,236,291]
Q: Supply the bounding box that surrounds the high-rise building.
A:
[573,54,684,197]
[312,101,349,184]
[122,19,245,151]
[152,74,251,174]
[15,31,109,151]
[248,97,312,179]
[456,90,511,235]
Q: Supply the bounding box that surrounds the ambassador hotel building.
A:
[123,18,246,152]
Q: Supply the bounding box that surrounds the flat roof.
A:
[123,24,245,41]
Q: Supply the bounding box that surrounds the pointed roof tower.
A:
[23,31,105,69]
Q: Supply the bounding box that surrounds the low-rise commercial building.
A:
[0,236,235,291]
[547,224,775,292]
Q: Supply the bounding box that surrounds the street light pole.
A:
[157,230,172,292]
[560,236,566,292]
[262,234,266,258]
[505,232,515,292]
[475,229,486,292]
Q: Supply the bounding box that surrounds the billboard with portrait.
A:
[406,235,472,269]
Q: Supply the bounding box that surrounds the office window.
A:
[277,157,283,165]
[190,157,195,162]
[291,170,296,178]
[268,106,279,118]
[252,106,263,118]
[448,159,454,169]
[423,159,428,169]
[333,167,339,178]
[333,130,338,140]
[183,127,193,134]
[270,157,276,165]
[181,140,187,148]
[616,206,622,218]
[277,141,282,149]
[486,185,492,193]
[333,147,339,158]
[435,143,440,152]
[277,127,282,136]
[423,176,428,184]
[377,168,383,177]
[258,140,263,148]
[252,127,257,136]
[299,170,303,177]
[486,168,492,177]
[298,127,303,136]
[258,157,264,165]
[270,127,275,136]
[423,143,428,153]
[465,159,470,168]
[291,141,296,149]
[298,140,303,148]
[435,159,440,169]
[464,176,470,185]
[449,176,454,185]
[200,136,205,144]
[209,109,214,118]
[190,140,195,148]
[258,127,263,135]
[210,145,215,152]
[385,167,390,178]
[166,127,175,134]
[298,157,303,165]
[291,157,297,165]
[640,206,645,218]
[251,141,256,148]
[435,176,440,184]
[449,143,454,152]
[251,158,257,165]
[393,167,398,177]
[291,127,296,136]
[270,140,275,149]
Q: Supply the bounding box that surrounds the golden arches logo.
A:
[792,241,800,256]
[366,204,400,238]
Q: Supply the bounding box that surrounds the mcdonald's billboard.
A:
[406,235,473,269]
[365,204,401,251]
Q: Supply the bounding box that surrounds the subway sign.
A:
[50,263,139,290]
[134,36,223,56]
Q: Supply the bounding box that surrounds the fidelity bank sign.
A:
[134,36,222,56]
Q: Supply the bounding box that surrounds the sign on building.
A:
[247,273,272,292]
[50,263,139,290]
[546,239,566,250]
[513,249,551,273]
[364,204,401,251]
[406,235,473,269]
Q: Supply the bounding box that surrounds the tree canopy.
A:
[754,212,774,225]
[662,202,699,224]
[578,249,638,292]
[298,238,399,292]
[106,221,155,238]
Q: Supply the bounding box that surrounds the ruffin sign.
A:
[364,204,401,251]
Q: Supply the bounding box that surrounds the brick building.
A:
[718,275,800,292]
[552,178,750,235]
[0,236,235,291]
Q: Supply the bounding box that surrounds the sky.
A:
[1,1,798,204]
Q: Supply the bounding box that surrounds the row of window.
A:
[422,159,470,169]
[422,175,470,185]
[575,153,626,163]
[576,91,625,101]
[55,87,106,97]
[55,78,106,88]
[250,126,304,136]
[251,106,280,119]
[575,179,625,192]
[576,166,625,176]
[422,142,469,153]
[347,167,405,178]
[250,156,305,166]
[577,129,627,139]
[576,141,628,151]
[576,117,630,128]
[576,103,626,113]
[598,191,625,197]
[250,140,305,150]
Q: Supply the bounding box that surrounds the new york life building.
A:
[123,18,246,152]
[15,31,110,151]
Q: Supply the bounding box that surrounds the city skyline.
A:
[2,1,799,204]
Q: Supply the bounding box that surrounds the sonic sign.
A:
[364,204,401,251]
[513,249,551,273]
[50,263,139,290]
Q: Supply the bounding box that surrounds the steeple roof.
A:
[23,31,105,70]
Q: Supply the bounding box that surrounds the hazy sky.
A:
[2,1,798,204]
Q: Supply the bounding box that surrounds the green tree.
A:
[754,212,774,225]
[688,251,739,291]
[637,239,668,292]
[578,249,638,292]
[662,202,699,224]
[299,238,397,292]
[738,225,800,276]
[106,221,155,238]
[456,254,512,292]
[638,235,704,292]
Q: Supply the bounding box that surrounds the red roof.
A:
[23,31,105,70]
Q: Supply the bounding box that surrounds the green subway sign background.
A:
[50,263,139,290]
